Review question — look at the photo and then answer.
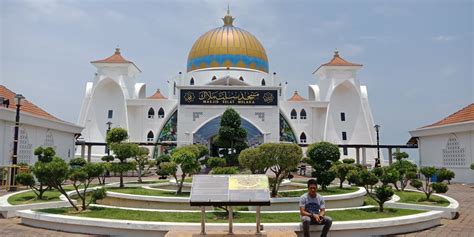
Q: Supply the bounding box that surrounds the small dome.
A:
[187,9,269,73]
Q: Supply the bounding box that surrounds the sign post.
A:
[190,175,271,235]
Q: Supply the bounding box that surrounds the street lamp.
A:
[106,121,112,156]
[374,124,381,168]
[105,121,112,177]
[9,94,25,192]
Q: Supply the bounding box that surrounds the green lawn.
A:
[277,186,359,197]
[39,206,425,223]
[107,187,190,197]
[8,189,66,205]
[363,195,379,206]
[8,185,99,205]
[107,186,358,198]
[125,180,169,184]
[395,191,450,207]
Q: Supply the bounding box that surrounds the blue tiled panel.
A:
[187,54,269,72]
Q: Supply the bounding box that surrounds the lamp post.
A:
[9,94,25,192]
[105,121,112,177]
[106,121,112,156]
[374,124,381,168]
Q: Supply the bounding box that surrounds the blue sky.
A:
[1,0,472,161]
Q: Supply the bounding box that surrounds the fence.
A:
[0,165,29,191]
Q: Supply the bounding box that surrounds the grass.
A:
[39,206,426,223]
[277,186,359,197]
[8,189,67,205]
[363,195,379,206]
[8,184,99,205]
[395,191,450,207]
[106,186,357,198]
[107,187,190,197]
[125,180,168,184]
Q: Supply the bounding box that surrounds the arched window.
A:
[300,109,307,120]
[239,76,244,81]
[190,78,194,85]
[300,132,307,143]
[158,107,165,118]
[212,76,217,81]
[147,131,154,142]
[261,78,266,86]
[290,109,297,119]
[148,108,155,119]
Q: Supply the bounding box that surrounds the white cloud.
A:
[341,43,364,57]
[22,0,87,21]
[433,35,457,42]
[440,65,458,78]
[372,6,409,17]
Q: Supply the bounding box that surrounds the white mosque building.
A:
[77,10,379,163]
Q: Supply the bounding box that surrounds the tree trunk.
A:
[339,179,343,189]
[271,173,283,197]
[119,172,124,188]
[378,202,384,212]
[394,182,400,191]
[58,186,79,211]
[137,167,142,183]
[177,174,186,194]
[426,191,432,201]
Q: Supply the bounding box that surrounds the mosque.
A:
[77,10,379,163]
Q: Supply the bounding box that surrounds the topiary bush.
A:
[306,141,340,190]
[350,167,394,212]
[207,157,227,169]
[410,166,449,201]
[437,167,455,184]
[211,166,239,174]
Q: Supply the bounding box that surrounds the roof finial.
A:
[334,49,339,57]
[115,46,121,54]
[222,4,234,26]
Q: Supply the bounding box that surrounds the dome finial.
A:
[222,4,234,26]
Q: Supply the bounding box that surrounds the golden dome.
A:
[187,9,269,73]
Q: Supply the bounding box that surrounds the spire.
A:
[288,91,307,101]
[222,5,235,26]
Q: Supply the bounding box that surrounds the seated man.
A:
[299,179,332,237]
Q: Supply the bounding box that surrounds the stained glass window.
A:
[158,111,177,142]
[279,113,297,143]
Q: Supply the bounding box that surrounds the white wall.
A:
[418,130,473,184]
[0,109,81,166]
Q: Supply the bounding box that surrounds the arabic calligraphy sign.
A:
[180,89,278,106]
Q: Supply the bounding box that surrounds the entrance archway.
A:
[193,116,264,150]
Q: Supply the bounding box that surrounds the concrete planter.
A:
[17,208,444,237]
[251,187,366,211]
[0,189,73,218]
[385,189,459,219]
[100,186,365,211]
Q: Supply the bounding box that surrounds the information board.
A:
[190,175,271,206]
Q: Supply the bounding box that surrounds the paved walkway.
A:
[391,183,474,237]
[1,176,473,237]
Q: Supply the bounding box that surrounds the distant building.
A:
[77,10,379,163]
[409,104,474,183]
[0,85,82,166]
